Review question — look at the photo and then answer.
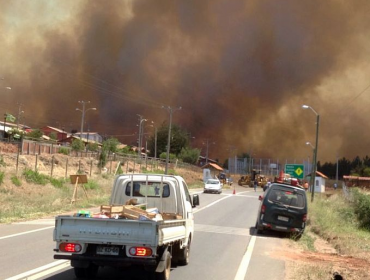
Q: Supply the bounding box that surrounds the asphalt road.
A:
[0,185,286,280]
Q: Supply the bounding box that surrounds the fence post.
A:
[51,155,54,177]
[65,158,68,179]
[16,143,20,175]
[90,160,93,177]
[35,154,38,172]
[78,160,81,173]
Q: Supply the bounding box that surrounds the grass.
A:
[11,176,22,187]
[0,175,112,223]
[289,190,370,279]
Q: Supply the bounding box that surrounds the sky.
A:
[1,0,370,163]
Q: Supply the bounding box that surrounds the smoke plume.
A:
[1,0,370,163]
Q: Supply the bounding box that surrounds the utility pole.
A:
[76,101,96,140]
[16,103,24,129]
[162,105,182,174]
[137,115,147,158]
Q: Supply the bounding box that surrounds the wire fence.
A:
[0,140,201,180]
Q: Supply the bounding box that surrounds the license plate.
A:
[96,246,119,256]
[276,226,288,230]
[277,216,289,222]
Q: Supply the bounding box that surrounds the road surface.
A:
[0,185,286,280]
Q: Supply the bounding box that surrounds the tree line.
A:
[317,156,370,179]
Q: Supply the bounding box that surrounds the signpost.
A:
[285,164,304,179]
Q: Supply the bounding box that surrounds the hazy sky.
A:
[1,0,370,163]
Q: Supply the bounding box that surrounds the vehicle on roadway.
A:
[255,182,307,237]
[53,174,200,280]
[203,178,223,194]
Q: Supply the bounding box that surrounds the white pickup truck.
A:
[53,174,200,279]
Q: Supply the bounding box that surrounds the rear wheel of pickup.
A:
[177,241,190,266]
[74,263,99,279]
[155,250,171,280]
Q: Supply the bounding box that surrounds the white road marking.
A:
[4,260,70,280]
[0,226,54,240]
[234,235,257,280]
[193,195,231,213]
[195,224,251,236]
[3,190,258,280]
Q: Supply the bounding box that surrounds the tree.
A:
[147,122,190,157]
[25,129,43,140]
[178,147,201,164]
[71,139,84,152]
[49,132,57,141]
[87,142,99,152]
[102,138,120,154]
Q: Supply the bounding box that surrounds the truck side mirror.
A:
[192,194,200,207]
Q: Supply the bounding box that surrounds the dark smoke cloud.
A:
[1,0,370,163]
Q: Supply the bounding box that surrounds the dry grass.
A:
[0,153,204,223]
[282,191,370,279]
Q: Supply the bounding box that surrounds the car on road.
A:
[255,182,307,237]
[204,179,222,194]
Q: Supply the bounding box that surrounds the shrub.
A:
[23,169,49,185]
[11,176,22,187]
[0,156,6,167]
[352,189,370,229]
[50,178,66,189]
[71,139,85,152]
[84,180,100,190]
[0,171,4,185]
[58,147,70,155]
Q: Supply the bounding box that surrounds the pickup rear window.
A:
[267,188,305,208]
[125,182,170,198]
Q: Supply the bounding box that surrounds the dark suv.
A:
[255,183,307,236]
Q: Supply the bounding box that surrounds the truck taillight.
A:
[261,205,266,214]
[59,243,82,253]
[302,214,307,222]
[129,247,152,257]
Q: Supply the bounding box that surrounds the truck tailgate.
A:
[54,216,158,246]
[158,220,187,245]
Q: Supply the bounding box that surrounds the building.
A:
[74,132,103,144]
[40,126,68,141]
[306,171,328,193]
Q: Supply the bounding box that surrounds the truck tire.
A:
[74,267,85,279]
[74,264,99,279]
[177,241,190,266]
[155,251,171,280]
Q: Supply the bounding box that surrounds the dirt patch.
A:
[271,234,370,280]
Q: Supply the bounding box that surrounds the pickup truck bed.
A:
[54,216,187,247]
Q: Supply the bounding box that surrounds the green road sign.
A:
[285,164,304,179]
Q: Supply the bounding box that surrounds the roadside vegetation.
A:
[288,188,370,279]
[0,160,203,224]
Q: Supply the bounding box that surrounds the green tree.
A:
[25,129,43,140]
[178,147,200,164]
[71,139,85,151]
[87,142,99,152]
[159,152,176,160]
[49,132,57,140]
[102,138,120,154]
[147,122,190,157]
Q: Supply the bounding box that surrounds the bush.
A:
[23,169,49,185]
[352,189,370,229]
[11,176,22,187]
[50,178,66,189]
[71,139,85,152]
[84,180,100,190]
[0,156,6,167]
[58,147,70,155]
[0,171,5,185]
